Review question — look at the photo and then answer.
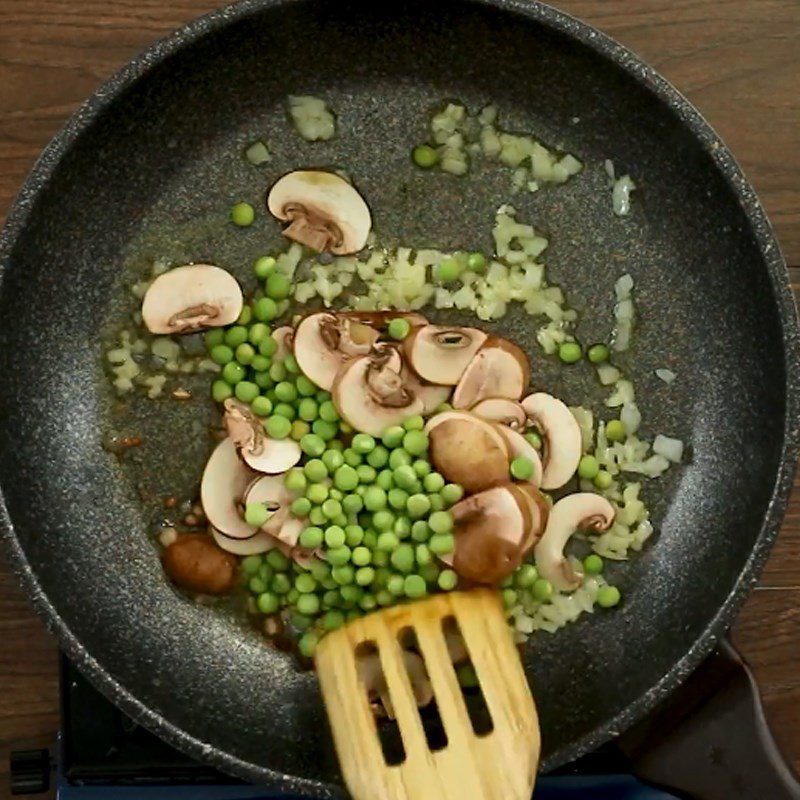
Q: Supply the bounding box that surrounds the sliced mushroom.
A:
[471,398,527,430]
[267,170,372,255]
[425,411,510,493]
[403,325,488,385]
[161,533,239,594]
[401,365,451,415]
[521,393,582,490]
[452,337,530,409]
[514,483,550,552]
[494,424,544,488]
[534,493,615,591]
[200,438,258,539]
[142,264,243,334]
[211,525,276,556]
[293,312,379,390]
[272,325,295,361]
[357,650,433,720]
[332,350,423,435]
[243,475,293,530]
[223,399,302,473]
[342,310,429,331]
[446,486,530,585]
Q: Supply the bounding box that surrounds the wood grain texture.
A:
[0,0,798,796]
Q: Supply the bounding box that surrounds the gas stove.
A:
[9,657,681,800]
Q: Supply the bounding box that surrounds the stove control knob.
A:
[10,749,51,795]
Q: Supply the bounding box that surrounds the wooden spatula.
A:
[316,588,540,800]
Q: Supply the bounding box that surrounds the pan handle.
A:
[618,638,800,800]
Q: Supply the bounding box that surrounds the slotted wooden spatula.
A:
[316,589,540,800]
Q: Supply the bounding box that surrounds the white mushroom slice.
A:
[446,486,530,585]
[425,411,510,493]
[272,326,295,361]
[267,170,372,255]
[142,264,243,334]
[514,483,550,552]
[200,439,258,539]
[534,493,615,591]
[357,650,433,720]
[243,439,302,474]
[471,398,527,429]
[452,337,530,409]
[294,312,379,391]
[403,325,488,385]
[210,526,276,556]
[494,425,544,488]
[332,351,423,436]
[275,516,305,548]
[521,393,582,490]
[398,360,451,415]
[224,399,302,473]
[243,475,293,529]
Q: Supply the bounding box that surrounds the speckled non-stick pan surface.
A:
[0,0,798,796]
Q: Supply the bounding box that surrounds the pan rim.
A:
[0,0,798,790]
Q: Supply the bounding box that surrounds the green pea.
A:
[298,631,319,658]
[257,592,280,614]
[309,507,327,526]
[387,488,409,511]
[296,375,317,396]
[429,533,455,555]
[514,564,538,588]
[241,555,263,576]
[253,297,278,322]
[390,544,415,573]
[283,354,299,374]
[412,460,431,479]
[274,381,297,403]
[303,459,328,483]
[467,251,487,272]
[234,381,259,403]
[404,574,427,598]
[372,550,389,567]
[353,566,374,587]
[273,402,295,421]
[298,398,318,422]
[328,545,353,567]
[318,401,339,422]
[606,420,626,442]
[289,497,310,517]
[376,469,394,490]
[367,444,389,469]
[258,333,277,356]
[290,420,310,440]
[265,272,291,300]
[558,342,583,364]
[254,372,272,390]
[269,362,287,382]
[406,493,431,519]
[510,457,534,481]
[204,329,225,348]
[284,468,307,493]
[436,258,461,284]
[578,455,600,480]
[231,201,255,226]
[411,520,430,542]
[264,415,291,439]
[253,255,277,279]
[402,430,428,456]
[211,344,234,365]
[503,588,519,609]
[532,578,553,602]
[322,589,340,608]
[294,572,317,594]
[393,465,418,491]
[306,484,329,505]
[583,554,604,575]
[373,510,396,532]
[212,380,233,402]
[415,543,433,567]
[352,433,376,454]
[376,531,399,552]
[525,431,543,450]
[322,449,345,472]
[332,564,355,585]
[322,499,342,519]
[356,465,376,484]
[224,326,248,348]
[247,322,269,346]
[322,610,345,631]
[383,574,402,597]
[597,585,621,608]
[248,575,267,594]
[349,546,369,567]
[412,144,438,168]
[441,484,464,506]
[587,343,610,364]
[385,317,410,341]
[324,525,346,548]
[364,486,387,511]
[438,569,458,591]
[429,510,453,534]
[342,494,364,516]
[381,426,405,448]
[244,502,269,528]
[251,354,270,373]
[420,562,441,584]
[594,470,613,490]
[266,548,291,571]
[343,448,362,468]
[247,396,270,418]
[220,361,244,385]
[298,433,325,458]
[312,419,338,441]
[422,472,443,493]
[271,573,292,596]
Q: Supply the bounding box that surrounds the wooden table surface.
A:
[0,0,798,796]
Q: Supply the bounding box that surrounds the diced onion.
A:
[656,368,676,384]
[653,435,684,464]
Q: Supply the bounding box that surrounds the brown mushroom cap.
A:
[521,393,582,490]
[471,398,527,429]
[142,264,243,334]
[426,411,510,494]
[200,438,258,539]
[452,337,531,409]
[161,533,240,594]
[294,312,379,391]
[447,485,530,585]
[534,493,615,590]
[267,170,372,255]
[403,325,488,385]
[342,310,429,331]
[332,350,423,435]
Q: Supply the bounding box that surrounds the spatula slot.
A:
[397,627,449,753]
[354,640,406,766]
[442,616,494,737]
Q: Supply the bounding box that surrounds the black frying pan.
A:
[1,1,799,798]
